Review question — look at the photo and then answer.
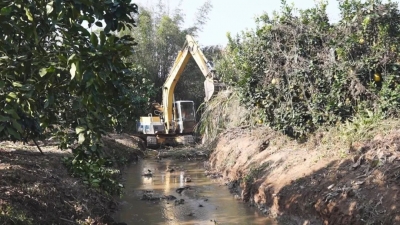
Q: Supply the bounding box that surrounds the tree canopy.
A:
[0,0,151,193]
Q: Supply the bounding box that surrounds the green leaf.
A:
[100,31,106,45]
[46,1,54,14]
[0,124,6,133]
[11,119,23,133]
[90,32,98,47]
[6,126,21,139]
[68,54,76,63]
[20,84,33,92]
[44,99,49,109]
[0,80,5,89]
[78,133,85,144]
[0,115,9,122]
[39,68,48,77]
[4,108,19,119]
[12,82,23,88]
[7,92,17,99]
[70,63,76,80]
[0,7,12,16]
[24,7,33,21]
[91,179,101,183]
[75,126,86,134]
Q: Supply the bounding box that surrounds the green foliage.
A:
[338,108,385,144]
[0,205,33,225]
[62,156,123,195]
[216,0,400,139]
[0,0,151,193]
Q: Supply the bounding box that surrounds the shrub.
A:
[215,0,400,139]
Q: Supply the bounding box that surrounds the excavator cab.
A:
[174,100,196,134]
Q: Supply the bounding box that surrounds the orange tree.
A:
[216,0,400,139]
[0,0,152,194]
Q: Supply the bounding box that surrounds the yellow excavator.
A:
[136,35,224,148]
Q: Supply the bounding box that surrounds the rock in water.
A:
[176,187,185,194]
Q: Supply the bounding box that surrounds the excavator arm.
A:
[161,35,223,134]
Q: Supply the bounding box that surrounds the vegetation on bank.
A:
[199,0,400,143]
[0,0,149,195]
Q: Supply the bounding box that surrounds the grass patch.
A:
[0,206,34,225]
[306,109,400,158]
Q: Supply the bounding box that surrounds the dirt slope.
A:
[208,126,400,225]
[0,134,143,225]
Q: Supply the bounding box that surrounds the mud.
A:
[208,126,400,225]
[115,158,276,225]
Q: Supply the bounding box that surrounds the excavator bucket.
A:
[204,79,225,102]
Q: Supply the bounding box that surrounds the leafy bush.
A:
[216,0,400,139]
[0,0,150,193]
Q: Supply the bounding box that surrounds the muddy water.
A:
[115,159,276,225]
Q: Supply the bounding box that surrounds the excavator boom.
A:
[162,35,224,133]
[136,35,224,148]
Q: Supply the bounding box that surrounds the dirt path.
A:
[0,134,143,225]
[207,126,400,225]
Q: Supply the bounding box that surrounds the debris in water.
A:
[176,187,185,194]
[174,199,185,205]
[163,195,177,200]
[166,167,175,172]
[142,169,153,177]
[184,176,192,182]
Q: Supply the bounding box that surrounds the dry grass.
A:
[306,110,400,159]
[195,89,257,144]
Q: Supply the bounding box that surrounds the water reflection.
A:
[116,159,276,225]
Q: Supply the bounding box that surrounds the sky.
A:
[134,0,344,47]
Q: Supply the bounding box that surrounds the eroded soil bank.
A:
[0,134,143,225]
[207,125,400,225]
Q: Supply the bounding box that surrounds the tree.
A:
[0,0,151,193]
[123,0,219,112]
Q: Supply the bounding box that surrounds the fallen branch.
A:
[33,139,44,155]
[59,217,76,224]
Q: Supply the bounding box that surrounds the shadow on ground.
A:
[0,134,143,225]
[257,140,400,224]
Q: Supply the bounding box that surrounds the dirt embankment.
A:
[208,125,400,225]
[0,133,144,225]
